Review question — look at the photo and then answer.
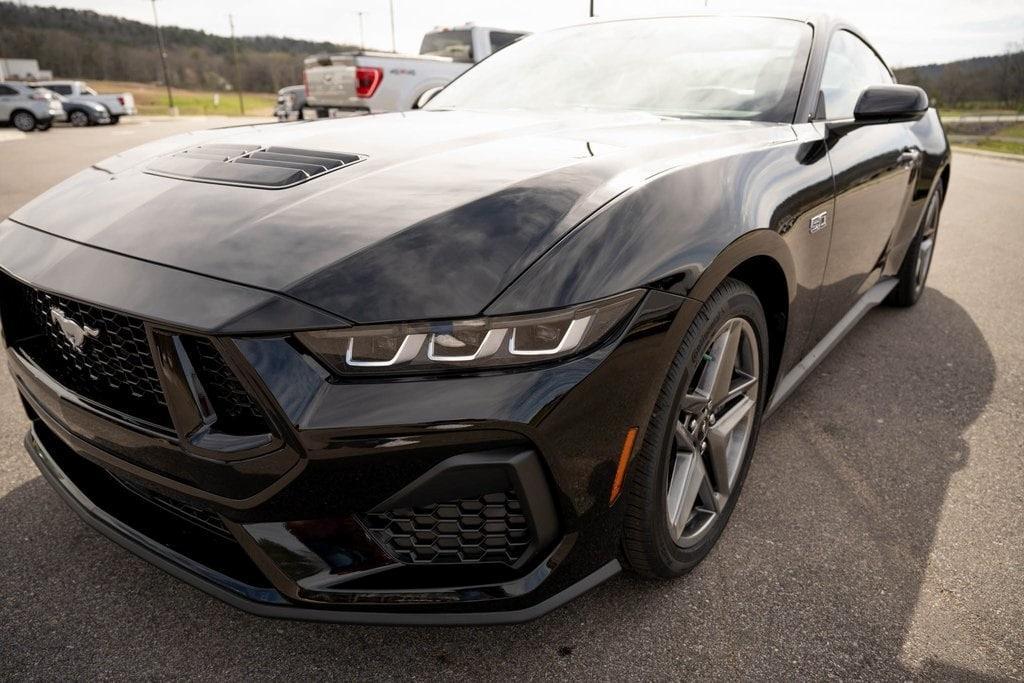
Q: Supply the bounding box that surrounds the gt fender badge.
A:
[809,211,828,234]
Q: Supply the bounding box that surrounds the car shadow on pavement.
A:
[0,288,998,679]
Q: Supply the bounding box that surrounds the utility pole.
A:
[389,0,397,53]
[356,11,367,50]
[589,0,594,17]
[229,13,245,115]
[149,0,175,113]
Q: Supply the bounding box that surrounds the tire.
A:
[11,110,36,132]
[109,115,120,124]
[36,120,52,131]
[886,182,944,307]
[623,278,769,578]
[69,110,90,127]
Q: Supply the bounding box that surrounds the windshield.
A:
[420,30,473,63]
[428,17,812,122]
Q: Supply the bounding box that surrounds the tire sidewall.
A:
[70,110,90,127]
[645,285,769,575]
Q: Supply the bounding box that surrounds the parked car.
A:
[274,85,307,122]
[3,13,949,625]
[31,87,111,126]
[32,80,136,123]
[0,81,64,131]
[304,24,526,115]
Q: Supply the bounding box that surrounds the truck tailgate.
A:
[305,59,358,108]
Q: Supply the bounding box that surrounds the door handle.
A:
[897,148,921,166]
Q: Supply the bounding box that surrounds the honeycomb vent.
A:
[361,491,532,566]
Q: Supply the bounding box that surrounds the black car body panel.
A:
[10,112,786,323]
[2,13,950,623]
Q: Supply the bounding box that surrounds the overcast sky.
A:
[23,0,1024,67]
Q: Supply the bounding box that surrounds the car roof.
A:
[576,10,835,28]
[562,12,883,70]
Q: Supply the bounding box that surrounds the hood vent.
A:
[145,144,363,189]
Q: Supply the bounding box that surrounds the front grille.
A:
[1,275,268,436]
[362,491,532,566]
[13,281,172,429]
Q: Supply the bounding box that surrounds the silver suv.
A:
[0,81,65,132]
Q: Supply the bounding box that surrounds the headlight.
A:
[296,289,644,375]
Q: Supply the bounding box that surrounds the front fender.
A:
[485,130,833,315]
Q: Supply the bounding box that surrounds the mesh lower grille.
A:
[362,491,532,566]
[14,281,172,429]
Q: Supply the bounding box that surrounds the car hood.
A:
[10,110,793,323]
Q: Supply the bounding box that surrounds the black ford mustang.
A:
[1,13,949,624]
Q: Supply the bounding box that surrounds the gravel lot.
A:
[1,120,1021,680]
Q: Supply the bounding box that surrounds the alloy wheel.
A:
[665,317,760,548]
[12,112,35,132]
[70,110,89,127]
[914,191,941,296]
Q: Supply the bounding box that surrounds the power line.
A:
[229,13,245,115]
[389,0,397,53]
[355,11,367,50]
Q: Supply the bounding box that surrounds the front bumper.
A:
[3,221,698,623]
[24,424,620,625]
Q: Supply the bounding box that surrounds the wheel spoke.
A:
[697,473,721,514]
[674,419,696,452]
[706,395,756,495]
[707,321,742,405]
[719,370,758,407]
[916,237,935,284]
[678,391,708,414]
[666,451,708,541]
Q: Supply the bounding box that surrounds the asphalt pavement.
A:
[0,119,1021,680]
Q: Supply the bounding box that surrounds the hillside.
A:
[0,1,363,93]
[895,49,1024,108]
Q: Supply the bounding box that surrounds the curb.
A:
[952,146,1024,163]
[0,130,27,143]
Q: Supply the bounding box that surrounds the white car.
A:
[0,81,65,131]
[32,80,136,123]
[304,25,526,115]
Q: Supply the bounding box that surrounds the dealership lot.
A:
[0,120,1021,679]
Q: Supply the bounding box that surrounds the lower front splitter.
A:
[24,424,620,626]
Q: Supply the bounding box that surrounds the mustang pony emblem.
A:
[50,308,99,351]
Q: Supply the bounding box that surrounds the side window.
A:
[50,84,73,96]
[820,30,893,119]
[489,31,523,54]
[0,85,18,96]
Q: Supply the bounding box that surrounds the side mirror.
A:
[853,85,929,123]
[413,86,444,110]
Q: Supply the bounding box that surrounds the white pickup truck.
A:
[33,80,136,123]
[303,25,526,116]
